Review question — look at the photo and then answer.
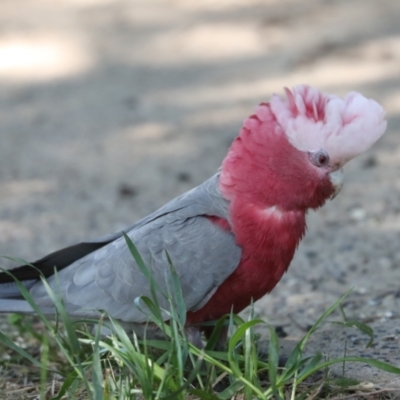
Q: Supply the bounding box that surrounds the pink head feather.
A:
[269,85,387,168]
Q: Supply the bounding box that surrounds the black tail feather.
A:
[0,241,111,284]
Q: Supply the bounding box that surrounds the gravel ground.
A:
[1,0,400,388]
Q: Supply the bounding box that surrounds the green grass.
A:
[1,236,400,399]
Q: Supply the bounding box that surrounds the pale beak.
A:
[329,168,344,199]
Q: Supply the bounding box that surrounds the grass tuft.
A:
[1,237,400,399]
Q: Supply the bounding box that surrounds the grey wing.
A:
[0,174,227,286]
[30,211,241,322]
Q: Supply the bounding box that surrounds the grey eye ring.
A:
[309,150,330,167]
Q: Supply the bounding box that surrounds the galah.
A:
[0,85,386,346]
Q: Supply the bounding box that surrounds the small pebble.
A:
[362,155,378,169]
[274,326,288,338]
[348,264,358,271]
[349,207,366,221]
[176,171,191,182]
[118,183,138,198]
[384,311,393,318]
[306,250,317,259]
[382,334,397,341]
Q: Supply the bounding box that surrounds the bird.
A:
[0,85,387,347]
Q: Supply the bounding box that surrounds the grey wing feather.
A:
[29,173,242,322]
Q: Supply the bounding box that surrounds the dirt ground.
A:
[1,0,400,389]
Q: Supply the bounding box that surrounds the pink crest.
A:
[270,85,387,168]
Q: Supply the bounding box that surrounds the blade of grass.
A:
[166,251,186,326]
[39,333,49,400]
[0,330,44,368]
[267,325,281,399]
[204,316,229,351]
[331,320,374,348]
[92,316,105,400]
[295,356,400,384]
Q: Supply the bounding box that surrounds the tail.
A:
[0,279,38,313]
[0,237,118,315]
[0,298,56,315]
[0,279,72,316]
[0,299,35,313]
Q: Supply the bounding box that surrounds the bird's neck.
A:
[228,196,306,259]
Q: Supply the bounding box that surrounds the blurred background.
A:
[1,0,400,378]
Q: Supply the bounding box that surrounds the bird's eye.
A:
[309,150,330,167]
